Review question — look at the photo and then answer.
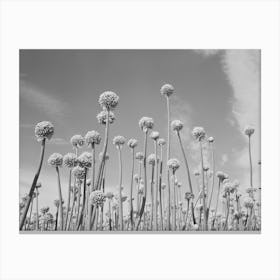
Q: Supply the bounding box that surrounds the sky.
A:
[19,49,261,214]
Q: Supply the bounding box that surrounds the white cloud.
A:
[195,49,261,189]
[20,80,66,119]
[194,49,222,57]
[49,137,69,146]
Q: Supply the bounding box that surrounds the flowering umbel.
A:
[85,130,101,145]
[63,153,77,168]
[72,166,85,179]
[97,110,116,125]
[158,138,166,146]
[171,120,183,132]
[192,127,206,141]
[147,154,157,165]
[77,152,92,168]
[70,135,85,148]
[127,138,138,149]
[89,191,106,206]
[113,136,126,147]
[98,91,119,111]
[150,131,160,141]
[167,158,180,173]
[135,152,144,160]
[139,117,154,132]
[48,153,63,167]
[35,121,54,142]
[244,126,255,137]
[160,84,175,97]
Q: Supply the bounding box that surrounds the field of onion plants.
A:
[19,84,261,232]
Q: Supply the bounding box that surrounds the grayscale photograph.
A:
[19,49,261,232]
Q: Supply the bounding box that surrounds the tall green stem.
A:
[129,148,135,230]
[55,166,64,231]
[159,146,164,230]
[166,97,171,230]
[153,141,158,230]
[177,131,196,225]
[199,141,207,230]
[212,179,221,229]
[248,136,254,195]
[117,147,124,230]
[36,188,39,230]
[65,169,72,230]
[207,143,215,220]
[136,131,148,230]
[20,139,46,230]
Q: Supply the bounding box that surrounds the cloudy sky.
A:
[19,49,260,214]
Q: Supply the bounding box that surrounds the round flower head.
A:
[216,171,228,182]
[138,185,144,194]
[171,120,183,132]
[158,138,166,146]
[244,126,255,137]
[135,152,144,160]
[77,152,92,168]
[48,153,63,167]
[208,136,214,143]
[89,190,106,206]
[243,197,254,208]
[185,192,194,200]
[72,166,85,179]
[113,135,126,147]
[139,117,154,132]
[97,110,116,125]
[147,154,156,165]
[106,192,114,199]
[34,121,54,142]
[99,152,109,161]
[40,206,49,215]
[70,135,85,148]
[86,179,91,186]
[150,131,160,141]
[167,158,180,173]
[223,182,232,193]
[161,183,166,190]
[134,174,139,183]
[203,166,209,172]
[85,130,101,146]
[127,138,138,149]
[192,127,206,141]
[245,187,257,194]
[160,84,175,97]
[63,153,77,168]
[98,91,119,111]
[54,199,60,208]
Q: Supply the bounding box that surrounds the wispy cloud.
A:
[20,80,67,120]
[195,49,261,187]
[49,137,69,146]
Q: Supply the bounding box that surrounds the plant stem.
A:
[20,139,46,230]
[199,141,207,230]
[55,166,64,231]
[65,169,72,230]
[166,96,171,230]
[129,148,135,230]
[136,131,148,230]
[117,147,124,230]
